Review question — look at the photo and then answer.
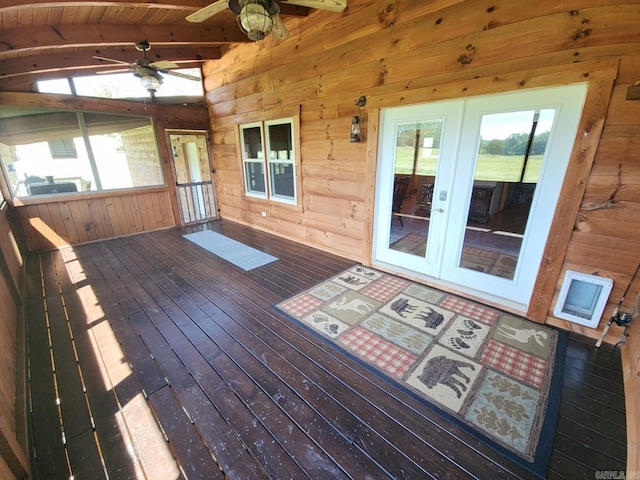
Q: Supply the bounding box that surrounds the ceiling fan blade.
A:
[150,60,180,70]
[186,0,229,23]
[96,68,131,75]
[283,0,346,12]
[271,14,289,41]
[163,70,201,81]
[93,55,134,66]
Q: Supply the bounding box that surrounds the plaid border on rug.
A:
[274,264,567,478]
[339,327,417,378]
[481,339,548,389]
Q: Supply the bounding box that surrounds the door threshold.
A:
[370,260,529,318]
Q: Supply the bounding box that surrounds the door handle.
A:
[434,208,445,213]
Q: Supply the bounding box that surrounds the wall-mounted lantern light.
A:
[350,116,361,143]
[351,96,367,142]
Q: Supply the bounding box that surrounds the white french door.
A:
[372,84,588,309]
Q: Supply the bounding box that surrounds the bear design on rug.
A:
[418,356,476,399]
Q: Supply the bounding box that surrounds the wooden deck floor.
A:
[25,220,626,479]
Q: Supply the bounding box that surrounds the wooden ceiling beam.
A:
[0,24,249,54]
[0,0,213,10]
[0,47,218,80]
[0,0,310,16]
[0,60,205,91]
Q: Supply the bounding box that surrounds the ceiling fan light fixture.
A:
[238,1,273,41]
[140,74,161,92]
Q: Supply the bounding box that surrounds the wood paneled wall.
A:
[202,0,636,335]
[0,204,28,479]
[15,189,175,252]
[0,93,211,251]
[623,315,640,473]
[0,93,211,477]
[202,0,640,472]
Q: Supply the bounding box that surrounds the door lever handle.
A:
[434,208,445,213]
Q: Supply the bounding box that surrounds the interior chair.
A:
[392,176,411,228]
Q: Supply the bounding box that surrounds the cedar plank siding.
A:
[201,0,640,470]
[0,93,210,251]
[0,205,28,478]
[202,0,639,342]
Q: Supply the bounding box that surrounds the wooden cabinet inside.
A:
[416,183,494,222]
[468,186,494,223]
[415,183,434,216]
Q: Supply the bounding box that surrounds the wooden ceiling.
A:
[0,0,310,93]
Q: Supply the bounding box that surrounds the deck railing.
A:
[176,181,217,224]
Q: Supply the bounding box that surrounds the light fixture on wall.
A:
[237,0,274,41]
[350,96,367,142]
[350,116,361,143]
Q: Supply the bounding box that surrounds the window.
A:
[37,69,204,103]
[240,117,297,204]
[48,139,78,158]
[240,123,266,196]
[474,109,555,183]
[0,107,165,197]
[393,119,444,176]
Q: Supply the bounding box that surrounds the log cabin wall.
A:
[15,188,176,252]
[0,92,210,251]
[202,0,639,470]
[0,203,28,479]
[202,0,638,341]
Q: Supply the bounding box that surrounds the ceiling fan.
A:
[186,0,347,42]
[93,41,201,94]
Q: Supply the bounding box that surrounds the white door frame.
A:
[372,99,464,276]
[372,84,588,311]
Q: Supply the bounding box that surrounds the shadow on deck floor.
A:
[25,220,626,479]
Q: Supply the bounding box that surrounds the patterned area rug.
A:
[391,233,518,279]
[275,264,566,477]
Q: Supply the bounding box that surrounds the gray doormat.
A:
[184,230,278,270]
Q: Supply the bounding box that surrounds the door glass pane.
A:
[389,118,444,258]
[459,109,556,280]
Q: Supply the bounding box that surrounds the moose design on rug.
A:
[498,324,548,347]
[322,290,382,325]
[329,296,375,316]
[494,315,553,358]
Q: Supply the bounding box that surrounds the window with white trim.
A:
[240,117,297,204]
